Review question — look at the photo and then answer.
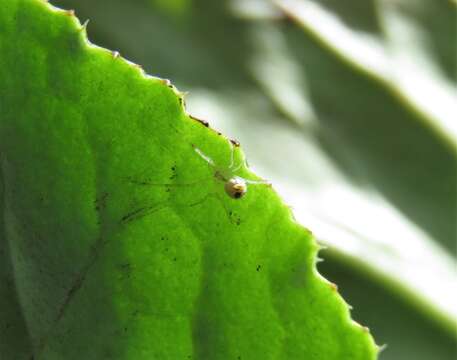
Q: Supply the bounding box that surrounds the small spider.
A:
[121,141,270,224]
[192,142,270,199]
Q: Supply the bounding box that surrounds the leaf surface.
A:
[0,1,378,359]
[48,0,457,358]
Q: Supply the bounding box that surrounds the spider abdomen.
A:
[225,177,247,199]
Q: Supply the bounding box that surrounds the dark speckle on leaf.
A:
[94,192,109,211]
[230,138,240,147]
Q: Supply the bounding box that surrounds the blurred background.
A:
[51,0,456,358]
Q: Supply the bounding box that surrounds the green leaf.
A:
[47,0,457,358]
[0,1,378,359]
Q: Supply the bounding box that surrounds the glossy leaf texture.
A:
[45,0,457,359]
[0,1,378,359]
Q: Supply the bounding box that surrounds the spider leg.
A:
[120,201,169,224]
[192,144,216,167]
[244,178,272,186]
[228,140,247,173]
[229,144,253,174]
[230,161,244,173]
[120,178,214,224]
[188,191,216,208]
[189,191,241,225]
[213,192,243,225]
[126,177,210,187]
[228,140,235,169]
[122,176,213,224]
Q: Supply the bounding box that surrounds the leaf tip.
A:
[328,282,338,292]
[352,320,371,333]
[377,343,388,354]
[80,19,90,32]
[64,9,75,17]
